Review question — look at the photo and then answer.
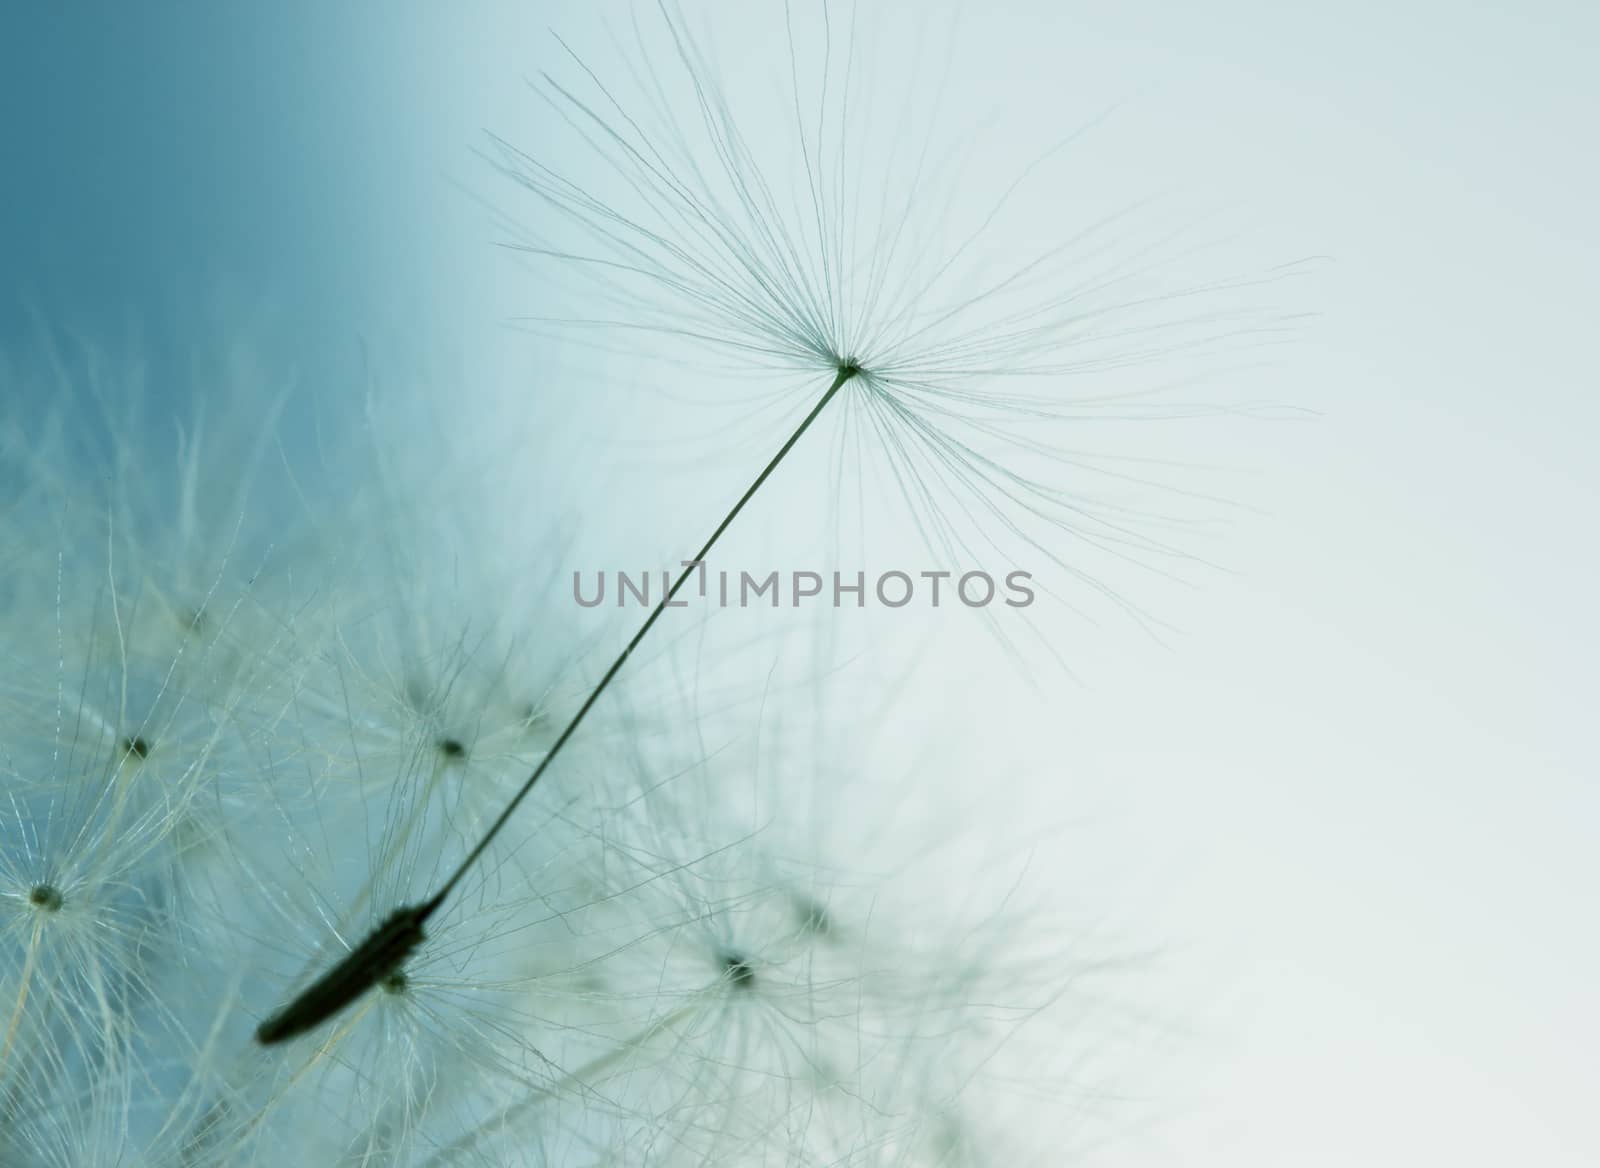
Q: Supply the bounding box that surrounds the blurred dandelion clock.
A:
[2,324,1148,1165]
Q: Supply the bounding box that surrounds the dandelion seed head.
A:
[494,0,1308,640]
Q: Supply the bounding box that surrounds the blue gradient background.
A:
[1,4,457,372]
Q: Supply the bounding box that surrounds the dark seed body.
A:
[255,905,428,1045]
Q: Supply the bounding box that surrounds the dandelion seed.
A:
[3,9,1264,1156]
[256,356,866,1038]
[256,0,1285,1043]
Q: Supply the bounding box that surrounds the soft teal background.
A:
[4,3,1595,1164]
[0,4,458,371]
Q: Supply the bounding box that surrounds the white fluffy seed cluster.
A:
[0,341,1111,1167]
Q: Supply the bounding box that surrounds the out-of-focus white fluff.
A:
[0,327,1133,1166]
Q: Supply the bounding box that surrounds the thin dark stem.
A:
[427,361,856,909]
[255,362,858,1043]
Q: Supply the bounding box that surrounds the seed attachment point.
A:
[719,951,757,991]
